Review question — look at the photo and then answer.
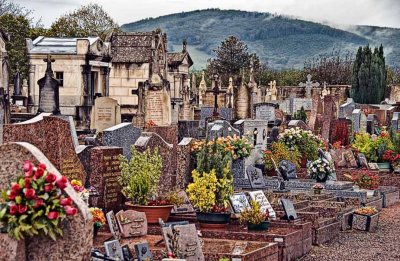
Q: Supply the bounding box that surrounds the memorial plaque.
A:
[122,245,135,261]
[255,104,275,122]
[115,210,147,238]
[343,149,358,168]
[368,163,379,170]
[162,224,205,261]
[248,190,276,219]
[147,90,164,124]
[246,165,266,189]
[279,160,297,179]
[229,193,250,213]
[90,97,121,132]
[104,240,124,260]
[172,191,195,213]
[106,211,121,239]
[280,199,298,220]
[134,242,153,261]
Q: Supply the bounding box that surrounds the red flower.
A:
[33,199,43,208]
[64,206,77,216]
[44,183,54,192]
[24,177,31,188]
[35,167,45,179]
[8,191,16,200]
[38,163,47,170]
[24,188,36,199]
[18,204,27,214]
[9,205,18,215]
[56,176,68,190]
[11,183,20,194]
[60,197,72,206]
[45,173,57,183]
[23,161,33,173]
[47,211,59,220]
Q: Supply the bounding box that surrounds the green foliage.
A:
[263,142,301,171]
[118,147,163,205]
[350,44,387,104]
[293,106,307,122]
[239,200,268,225]
[352,132,394,162]
[49,3,119,40]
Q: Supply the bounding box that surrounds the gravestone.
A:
[103,122,141,160]
[106,210,121,239]
[248,190,276,219]
[299,74,320,98]
[308,95,320,131]
[288,120,310,130]
[104,239,124,260]
[358,153,369,169]
[171,191,195,213]
[0,142,92,261]
[115,210,147,238]
[90,97,121,132]
[37,54,60,115]
[246,165,266,189]
[4,115,87,181]
[279,160,297,179]
[367,114,378,135]
[229,193,251,213]
[254,103,276,122]
[339,98,355,119]
[352,109,361,132]
[291,98,312,114]
[391,112,400,131]
[330,148,358,168]
[206,120,240,139]
[360,113,367,133]
[134,132,175,194]
[162,224,205,261]
[176,138,195,190]
[280,199,298,220]
[145,88,172,126]
[88,146,123,212]
[321,95,335,141]
[134,242,153,261]
[178,120,199,141]
[235,83,250,119]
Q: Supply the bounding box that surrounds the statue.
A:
[271,158,290,192]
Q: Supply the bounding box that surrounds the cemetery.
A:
[1,2,400,261]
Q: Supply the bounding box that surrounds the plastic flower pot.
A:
[247,221,270,231]
[196,212,231,225]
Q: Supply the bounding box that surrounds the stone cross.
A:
[212,74,220,117]
[44,54,55,77]
[299,74,319,98]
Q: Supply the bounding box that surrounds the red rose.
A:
[9,205,18,215]
[56,176,68,190]
[64,206,77,216]
[24,188,36,199]
[47,211,59,220]
[11,183,20,194]
[24,177,31,188]
[35,168,45,179]
[45,173,57,183]
[38,163,47,170]
[60,197,72,206]
[33,199,44,208]
[8,191,16,200]
[44,183,54,192]
[23,161,33,172]
[18,204,27,214]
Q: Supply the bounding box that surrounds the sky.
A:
[14,0,400,29]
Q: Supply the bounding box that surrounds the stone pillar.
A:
[102,67,110,97]
[27,64,35,113]
[82,64,92,106]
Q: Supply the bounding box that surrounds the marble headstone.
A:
[246,165,266,189]
[115,210,147,238]
[248,190,276,220]
[90,97,121,132]
[254,103,276,122]
[229,193,250,213]
[280,199,298,220]
[104,240,124,260]
[106,211,121,240]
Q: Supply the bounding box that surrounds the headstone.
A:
[104,239,124,260]
[103,122,141,160]
[4,115,87,181]
[134,243,153,261]
[88,146,123,212]
[321,95,335,141]
[339,98,355,119]
[206,120,240,139]
[106,211,121,239]
[178,120,199,141]
[161,224,205,261]
[352,109,361,133]
[308,95,320,130]
[0,142,92,261]
[280,199,298,220]
[299,74,320,98]
[288,120,310,130]
[246,165,266,189]
[229,193,251,213]
[279,160,297,179]
[360,113,367,133]
[248,190,276,219]
[358,153,369,169]
[37,54,60,115]
[171,191,195,213]
[115,210,147,238]
[90,97,121,132]
[235,82,250,119]
[367,114,378,135]
[176,138,195,190]
[254,103,276,122]
[145,88,172,126]
[391,112,400,131]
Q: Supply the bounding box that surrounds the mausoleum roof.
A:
[167,52,193,67]
[29,37,100,54]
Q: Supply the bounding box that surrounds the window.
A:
[55,72,64,87]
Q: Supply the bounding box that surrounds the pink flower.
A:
[18,204,27,214]
[33,199,43,208]
[47,211,59,220]
[35,167,45,179]
[24,177,31,188]
[23,161,33,172]
[9,205,18,215]
[56,176,68,190]
[8,191,16,200]
[11,183,20,194]
[64,206,77,216]
[38,163,47,170]
[44,183,54,192]
[24,188,36,199]
[60,197,72,206]
[45,173,57,183]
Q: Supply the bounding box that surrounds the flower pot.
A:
[247,221,270,231]
[313,188,323,195]
[196,212,231,225]
[125,203,173,224]
[377,162,390,170]
[315,173,329,183]
[93,223,101,238]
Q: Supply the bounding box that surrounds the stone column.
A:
[102,67,110,97]
[82,64,92,106]
[27,64,35,113]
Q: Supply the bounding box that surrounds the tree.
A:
[0,0,30,17]
[350,45,387,104]
[49,3,119,40]
[206,36,259,84]
[293,106,307,122]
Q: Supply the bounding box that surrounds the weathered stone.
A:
[116,210,147,238]
[103,122,141,160]
[90,97,121,132]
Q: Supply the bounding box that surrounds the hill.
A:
[122,9,400,69]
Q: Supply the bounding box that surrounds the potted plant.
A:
[187,139,233,227]
[349,170,380,197]
[312,183,325,194]
[307,158,334,182]
[352,207,379,232]
[239,200,269,231]
[90,207,106,237]
[119,147,173,224]
[0,161,77,240]
[263,142,301,175]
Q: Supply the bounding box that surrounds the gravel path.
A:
[301,203,400,261]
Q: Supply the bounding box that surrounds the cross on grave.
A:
[299,74,320,98]
[44,54,55,76]
[212,74,220,117]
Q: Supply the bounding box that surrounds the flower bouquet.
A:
[71,179,89,205]
[0,161,77,240]
[90,207,106,237]
[307,158,334,182]
[239,200,269,231]
[350,170,379,197]
[312,183,325,195]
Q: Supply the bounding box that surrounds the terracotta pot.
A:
[125,203,173,224]
[313,188,322,195]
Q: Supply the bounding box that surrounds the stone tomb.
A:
[88,146,123,212]
[103,122,142,160]
[90,97,121,132]
[0,142,92,261]
[321,95,336,141]
[115,210,147,238]
[176,138,195,190]
[4,115,87,181]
